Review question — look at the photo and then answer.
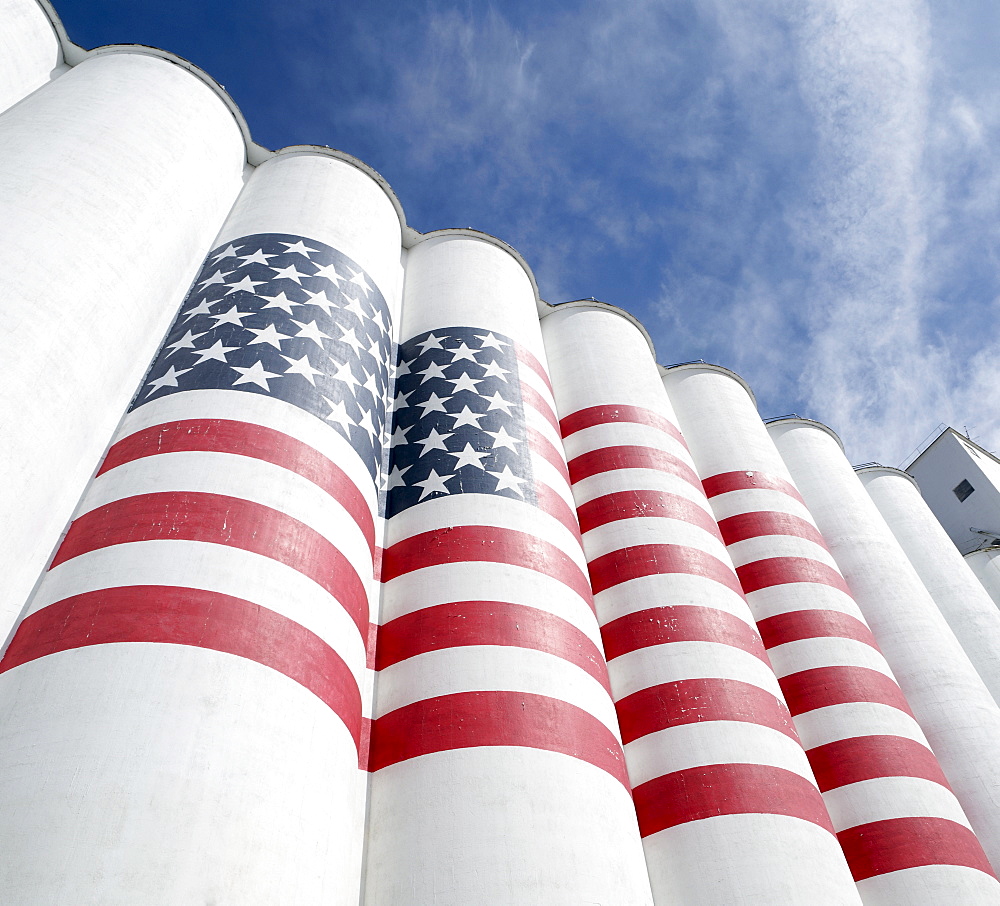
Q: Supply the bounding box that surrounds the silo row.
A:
[541,305,862,904]
[365,238,653,905]
[663,366,1000,901]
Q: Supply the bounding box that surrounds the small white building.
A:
[906,427,1000,554]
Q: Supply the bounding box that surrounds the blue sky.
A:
[50,0,1000,465]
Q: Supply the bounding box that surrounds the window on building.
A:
[954,479,975,502]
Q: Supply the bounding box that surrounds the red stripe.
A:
[51,492,369,638]
[99,419,374,554]
[376,601,610,692]
[633,762,834,837]
[589,543,744,596]
[616,677,797,745]
[737,557,852,596]
[368,690,630,787]
[528,425,571,484]
[601,605,767,663]
[568,445,701,489]
[535,480,582,538]
[366,622,378,671]
[515,343,555,395]
[718,511,828,548]
[577,489,720,539]
[839,817,996,881]
[380,525,593,605]
[359,716,372,770]
[0,586,362,748]
[702,470,805,503]
[780,666,914,717]
[758,609,878,651]
[806,735,950,793]
[560,404,686,447]
[520,381,560,433]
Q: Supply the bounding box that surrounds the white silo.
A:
[0,0,64,115]
[0,147,402,903]
[770,417,1000,874]
[665,365,999,901]
[859,465,1000,706]
[542,306,860,905]
[365,237,653,904]
[0,48,248,645]
[966,547,1000,610]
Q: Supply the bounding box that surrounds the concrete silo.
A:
[664,364,1000,901]
[0,0,64,114]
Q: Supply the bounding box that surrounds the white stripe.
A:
[595,574,751,624]
[743,583,862,622]
[384,492,588,571]
[582,517,730,563]
[609,640,784,702]
[823,775,972,833]
[563,421,690,465]
[530,453,577,514]
[768,637,897,682]
[726,534,839,572]
[523,394,563,451]
[794,702,931,751]
[623,720,815,788]
[708,488,814,524]
[857,865,1000,901]
[573,468,709,510]
[516,353,557,407]
[30,540,369,680]
[374,645,620,736]
[116,388,377,514]
[77,450,373,574]
[381,563,602,647]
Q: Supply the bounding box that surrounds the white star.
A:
[450,342,478,363]
[421,360,449,382]
[331,360,360,388]
[395,360,411,379]
[394,388,412,408]
[348,268,372,295]
[416,334,444,355]
[323,397,353,430]
[281,240,317,257]
[486,425,519,451]
[271,263,309,284]
[291,319,331,348]
[238,248,276,266]
[417,427,452,456]
[164,329,204,357]
[225,274,265,296]
[367,336,381,359]
[478,332,506,351]
[385,464,410,491]
[197,270,228,289]
[312,262,342,285]
[485,391,514,415]
[260,291,298,315]
[210,243,241,264]
[391,424,411,445]
[415,469,451,499]
[146,365,190,396]
[211,306,250,328]
[453,443,489,470]
[371,308,387,333]
[481,360,510,381]
[303,288,337,316]
[344,294,367,321]
[281,353,324,385]
[232,360,282,391]
[193,339,239,365]
[452,406,485,429]
[450,371,482,394]
[247,323,289,349]
[418,392,449,416]
[182,298,216,321]
[491,465,525,496]
[362,371,379,397]
[357,408,377,438]
[337,326,366,354]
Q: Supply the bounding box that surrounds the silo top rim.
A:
[965,546,1000,559]
[854,465,920,488]
[765,417,846,453]
[659,362,756,407]
[538,299,656,360]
